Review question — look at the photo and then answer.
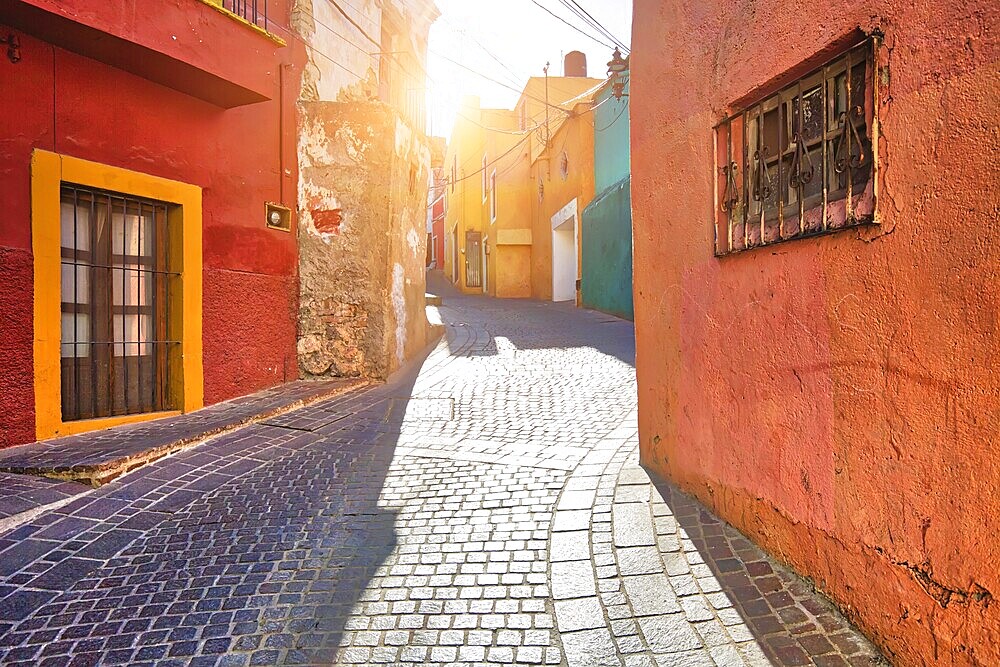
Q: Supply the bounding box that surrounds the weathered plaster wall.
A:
[631,1,999,665]
[0,12,304,448]
[292,0,380,102]
[297,102,429,380]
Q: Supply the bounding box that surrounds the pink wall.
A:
[631,1,999,665]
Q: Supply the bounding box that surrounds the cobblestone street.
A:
[0,289,884,667]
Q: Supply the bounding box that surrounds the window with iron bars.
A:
[60,184,180,422]
[714,38,877,255]
[219,0,268,30]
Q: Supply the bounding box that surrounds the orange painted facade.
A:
[630,2,999,666]
[442,76,601,301]
[529,103,595,302]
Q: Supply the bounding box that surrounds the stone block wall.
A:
[297,101,430,380]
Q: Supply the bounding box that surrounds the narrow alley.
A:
[0,283,884,666]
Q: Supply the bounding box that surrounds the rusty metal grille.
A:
[465,231,482,288]
[714,39,876,255]
[222,0,268,30]
[59,184,180,422]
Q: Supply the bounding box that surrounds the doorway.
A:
[465,231,482,288]
[451,227,459,284]
[551,199,578,302]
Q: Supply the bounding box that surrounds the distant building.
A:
[442,57,603,301]
[427,137,447,269]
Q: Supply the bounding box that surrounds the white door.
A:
[551,199,578,302]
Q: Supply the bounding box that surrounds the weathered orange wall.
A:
[630,2,999,666]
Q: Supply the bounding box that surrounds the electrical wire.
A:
[322,0,380,32]
[439,17,527,90]
[326,0,380,46]
[266,22,369,79]
[448,133,533,185]
[430,50,577,117]
[527,0,614,50]
[454,111,546,135]
[594,99,628,132]
[558,0,630,52]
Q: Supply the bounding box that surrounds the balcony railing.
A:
[219,0,268,31]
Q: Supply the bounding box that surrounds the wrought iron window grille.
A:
[713,37,879,255]
[221,0,268,31]
[59,184,180,422]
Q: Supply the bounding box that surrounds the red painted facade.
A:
[631,1,998,665]
[0,0,306,447]
[431,166,446,269]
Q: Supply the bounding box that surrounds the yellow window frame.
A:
[31,149,204,441]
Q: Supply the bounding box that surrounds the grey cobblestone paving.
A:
[0,475,90,525]
[0,285,885,666]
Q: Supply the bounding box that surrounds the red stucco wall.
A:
[0,1,304,447]
[631,2,998,665]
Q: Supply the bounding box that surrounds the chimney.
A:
[564,51,587,77]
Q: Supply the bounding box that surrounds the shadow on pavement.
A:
[648,476,888,667]
[0,342,432,666]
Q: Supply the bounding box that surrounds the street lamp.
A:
[606,47,629,101]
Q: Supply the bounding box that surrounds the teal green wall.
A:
[583,72,633,320]
[582,175,633,320]
[594,79,630,193]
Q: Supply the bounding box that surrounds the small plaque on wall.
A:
[266,202,292,232]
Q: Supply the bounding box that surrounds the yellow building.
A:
[443,69,602,299]
[529,95,596,302]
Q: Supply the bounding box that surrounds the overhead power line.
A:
[440,17,527,90]
[559,0,630,52]
[528,0,614,50]
[448,132,533,185]
[595,99,629,132]
[455,111,546,135]
[430,50,574,117]
[327,0,380,46]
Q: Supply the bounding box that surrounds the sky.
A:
[425,0,633,138]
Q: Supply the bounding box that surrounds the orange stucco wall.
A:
[495,245,531,299]
[530,109,595,301]
[630,2,999,666]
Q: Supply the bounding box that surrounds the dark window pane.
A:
[59,185,179,421]
[762,107,780,156]
[795,86,823,142]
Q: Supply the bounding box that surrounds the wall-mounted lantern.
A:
[607,47,629,101]
[484,239,491,256]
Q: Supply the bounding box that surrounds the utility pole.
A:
[543,61,550,149]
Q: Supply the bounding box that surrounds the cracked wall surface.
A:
[297,102,430,381]
[630,2,999,666]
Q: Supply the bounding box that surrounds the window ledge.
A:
[195,0,286,46]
